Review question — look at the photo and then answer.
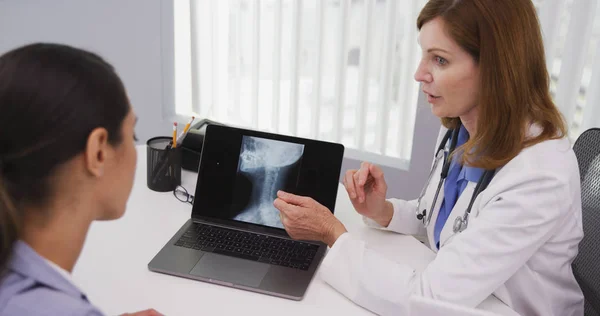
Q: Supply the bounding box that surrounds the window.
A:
[174,0,425,168]
[535,0,600,141]
[173,0,600,169]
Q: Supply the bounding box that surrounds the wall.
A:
[0,0,441,200]
[0,0,173,143]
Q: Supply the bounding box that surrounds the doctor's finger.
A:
[344,169,359,199]
[357,162,373,186]
[273,198,295,214]
[355,163,372,201]
[368,164,386,185]
[353,171,366,202]
[277,191,312,207]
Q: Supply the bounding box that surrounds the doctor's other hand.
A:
[120,309,164,316]
[344,162,393,227]
[273,191,347,247]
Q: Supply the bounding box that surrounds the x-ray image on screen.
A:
[230,136,304,229]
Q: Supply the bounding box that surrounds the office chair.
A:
[572,128,600,316]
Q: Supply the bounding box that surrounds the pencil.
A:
[183,116,195,134]
[176,116,196,145]
[172,122,178,148]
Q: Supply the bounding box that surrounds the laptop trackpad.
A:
[189,253,270,288]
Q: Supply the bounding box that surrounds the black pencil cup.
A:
[147,137,182,192]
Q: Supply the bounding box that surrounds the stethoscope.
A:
[415,124,496,233]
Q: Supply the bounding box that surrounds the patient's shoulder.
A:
[0,272,103,316]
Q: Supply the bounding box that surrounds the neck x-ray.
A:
[230,136,305,229]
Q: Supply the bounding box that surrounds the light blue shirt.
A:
[433,126,484,249]
[0,240,104,316]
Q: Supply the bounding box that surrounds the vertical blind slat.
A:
[289,0,302,135]
[233,0,242,118]
[356,0,374,149]
[311,0,325,139]
[398,0,420,159]
[272,0,283,133]
[190,0,202,115]
[538,0,565,74]
[333,0,349,143]
[251,0,260,129]
[378,0,398,155]
[216,0,230,121]
[581,13,600,132]
[210,0,218,119]
[554,0,597,126]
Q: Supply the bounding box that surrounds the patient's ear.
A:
[84,127,109,177]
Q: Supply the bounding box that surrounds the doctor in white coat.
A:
[273,0,584,315]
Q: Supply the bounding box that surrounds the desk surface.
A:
[73,146,516,315]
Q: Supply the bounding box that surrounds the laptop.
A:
[148,124,345,300]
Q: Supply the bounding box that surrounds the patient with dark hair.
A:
[0,43,161,316]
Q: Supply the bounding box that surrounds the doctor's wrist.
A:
[323,219,347,248]
[371,201,394,228]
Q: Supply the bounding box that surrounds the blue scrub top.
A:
[434,126,484,249]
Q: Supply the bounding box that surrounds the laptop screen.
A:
[191,125,344,234]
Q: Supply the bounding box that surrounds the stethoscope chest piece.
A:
[453,215,468,233]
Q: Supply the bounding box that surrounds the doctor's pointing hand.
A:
[274,162,388,247]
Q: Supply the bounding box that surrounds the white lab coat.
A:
[319,125,584,316]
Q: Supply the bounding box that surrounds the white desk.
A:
[73,146,517,315]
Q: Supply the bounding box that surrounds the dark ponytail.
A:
[0,171,20,276]
[0,43,130,273]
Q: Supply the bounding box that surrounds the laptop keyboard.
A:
[174,223,319,271]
